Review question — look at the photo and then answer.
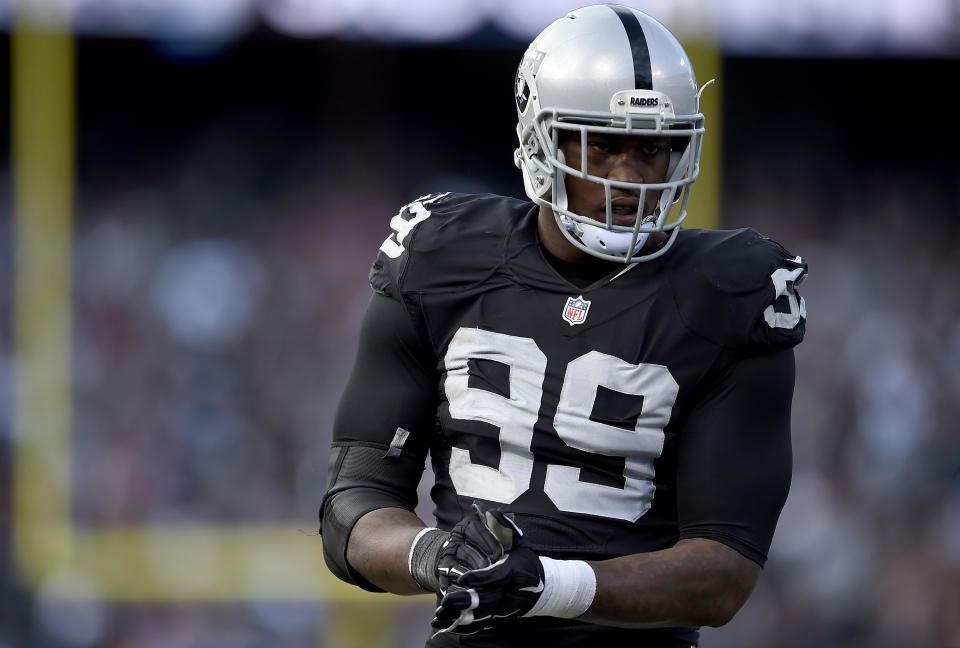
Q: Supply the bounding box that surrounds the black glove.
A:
[435,503,506,594]
[431,503,544,636]
[410,503,508,594]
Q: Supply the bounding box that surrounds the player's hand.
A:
[435,502,506,594]
[431,504,544,636]
[410,513,501,594]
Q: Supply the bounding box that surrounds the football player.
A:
[320,5,807,647]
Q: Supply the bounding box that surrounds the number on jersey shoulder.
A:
[763,256,807,330]
[379,193,450,259]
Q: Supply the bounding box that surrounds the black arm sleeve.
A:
[319,291,440,590]
[676,348,795,566]
[332,291,439,449]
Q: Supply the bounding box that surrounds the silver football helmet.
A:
[514,4,707,263]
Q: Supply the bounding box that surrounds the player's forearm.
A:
[346,507,428,595]
[580,538,761,628]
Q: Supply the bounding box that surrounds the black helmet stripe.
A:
[610,5,653,90]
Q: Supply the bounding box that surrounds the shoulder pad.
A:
[668,228,807,352]
[369,192,527,297]
[369,192,453,299]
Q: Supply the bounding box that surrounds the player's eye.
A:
[588,140,611,153]
[642,144,663,155]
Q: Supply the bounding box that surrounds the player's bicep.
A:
[676,349,795,566]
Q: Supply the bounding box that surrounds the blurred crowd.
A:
[703,149,960,648]
[1,49,958,648]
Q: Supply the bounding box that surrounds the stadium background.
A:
[1,1,959,646]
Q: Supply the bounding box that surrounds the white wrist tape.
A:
[522,557,596,619]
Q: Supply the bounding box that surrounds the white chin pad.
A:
[575,222,649,255]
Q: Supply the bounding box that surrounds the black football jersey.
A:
[366,192,806,647]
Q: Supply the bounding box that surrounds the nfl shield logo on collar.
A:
[562,295,591,326]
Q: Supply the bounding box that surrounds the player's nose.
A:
[606,154,646,184]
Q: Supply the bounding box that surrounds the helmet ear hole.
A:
[525,134,540,157]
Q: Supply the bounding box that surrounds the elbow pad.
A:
[319,439,426,592]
